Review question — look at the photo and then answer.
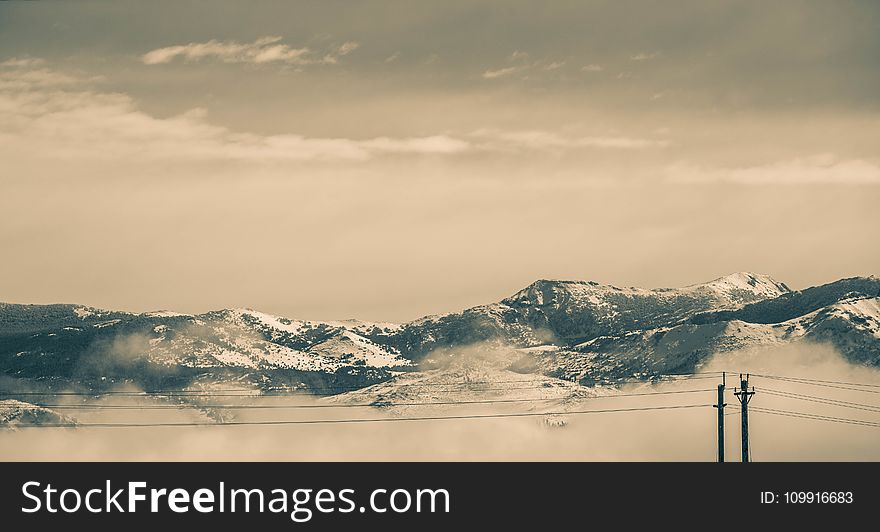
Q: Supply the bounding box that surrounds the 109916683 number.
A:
[786,492,853,504]
[761,491,854,504]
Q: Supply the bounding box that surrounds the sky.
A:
[1,1,879,322]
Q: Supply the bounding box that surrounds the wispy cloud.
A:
[321,41,360,64]
[0,56,45,68]
[141,36,359,66]
[470,129,669,151]
[0,67,81,90]
[482,66,523,79]
[0,64,466,164]
[581,64,603,72]
[668,155,880,185]
[336,41,360,56]
[630,52,659,62]
[0,62,674,170]
[482,51,568,80]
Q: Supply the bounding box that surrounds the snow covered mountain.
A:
[373,272,790,361]
[519,276,880,383]
[1,273,878,418]
[0,304,411,399]
[0,399,75,428]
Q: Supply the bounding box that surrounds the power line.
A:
[749,373,880,389]
[750,406,880,429]
[23,388,718,410]
[750,375,880,395]
[0,372,724,397]
[759,388,880,414]
[9,403,714,429]
[0,379,564,397]
[1,384,590,397]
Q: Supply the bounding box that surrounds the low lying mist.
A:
[1,342,878,461]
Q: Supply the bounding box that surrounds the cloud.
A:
[6,343,880,460]
[321,41,361,65]
[482,51,567,80]
[630,52,659,61]
[581,64,603,72]
[482,66,522,79]
[359,136,468,154]
[482,52,531,78]
[0,67,82,90]
[0,63,671,170]
[0,56,45,68]
[142,36,358,66]
[471,129,669,151]
[668,155,880,185]
[336,41,360,56]
[0,64,468,164]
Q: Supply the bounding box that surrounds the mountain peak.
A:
[526,278,605,289]
[504,278,625,307]
[509,272,790,305]
[695,272,791,295]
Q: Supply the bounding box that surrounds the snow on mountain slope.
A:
[308,331,410,368]
[136,309,411,372]
[142,310,192,318]
[792,296,880,365]
[224,308,400,337]
[389,272,790,357]
[802,296,880,338]
[0,399,73,428]
[224,308,331,337]
[678,272,791,308]
[325,364,600,421]
[0,304,409,397]
[690,275,880,326]
[508,272,789,314]
[146,327,344,372]
[323,360,710,428]
[522,295,880,383]
[218,308,410,369]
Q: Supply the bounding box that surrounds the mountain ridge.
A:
[1,273,878,409]
[0,271,794,326]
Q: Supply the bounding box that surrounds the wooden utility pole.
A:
[713,372,726,462]
[734,374,755,462]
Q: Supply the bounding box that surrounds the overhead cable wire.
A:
[10,403,714,429]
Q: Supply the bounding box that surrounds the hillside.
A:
[1,273,877,412]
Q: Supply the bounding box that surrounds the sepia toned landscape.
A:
[2,1,879,461]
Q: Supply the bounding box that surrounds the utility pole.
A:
[713,372,726,462]
[734,374,755,463]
